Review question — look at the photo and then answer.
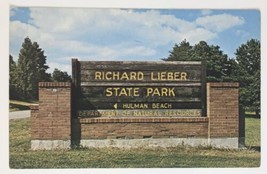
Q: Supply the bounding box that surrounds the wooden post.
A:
[201,60,207,116]
[72,58,79,118]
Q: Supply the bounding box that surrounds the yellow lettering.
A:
[169,88,175,96]
[121,72,129,80]
[113,72,120,80]
[95,71,101,80]
[151,71,188,81]
[167,72,173,80]
[105,88,112,96]
[119,88,128,96]
[152,103,159,109]
[181,72,187,80]
[147,88,176,96]
[164,103,171,109]
[133,88,139,96]
[146,88,153,96]
[153,88,161,96]
[137,72,144,80]
[130,72,137,80]
[174,72,180,80]
[113,87,120,96]
[160,72,166,80]
[105,87,140,97]
[95,71,187,81]
[161,88,168,96]
[150,72,157,81]
[105,72,112,80]
[152,103,172,109]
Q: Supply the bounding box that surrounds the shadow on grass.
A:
[245,113,261,119]
[10,103,30,111]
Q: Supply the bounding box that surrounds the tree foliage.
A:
[52,68,71,82]
[164,40,236,82]
[9,37,73,100]
[164,39,260,113]
[164,40,193,61]
[9,55,17,99]
[235,39,260,113]
[14,37,50,100]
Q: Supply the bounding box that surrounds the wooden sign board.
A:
[72,60,206,117]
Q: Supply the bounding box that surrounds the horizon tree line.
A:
[9,37,260,115]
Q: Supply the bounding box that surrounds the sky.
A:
[9,7,260,75]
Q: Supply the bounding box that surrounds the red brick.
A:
[31,82,71,141]
[207,82,239,138]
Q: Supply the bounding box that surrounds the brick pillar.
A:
[30,104,39,140]
[207,83,239,148]
[31,82,72,150]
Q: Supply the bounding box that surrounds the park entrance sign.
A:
[30,58,242,150]
[72,60,206,118]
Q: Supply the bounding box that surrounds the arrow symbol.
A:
[114,103,118,109]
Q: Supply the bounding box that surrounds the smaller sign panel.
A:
[72,60,206,117]
[78,109,202,117]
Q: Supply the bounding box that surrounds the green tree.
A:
[15,37,50,100]
[164,40,235,82]
[235,39,260,114]
[163,39,193,61]
[52,68,71,82]
[9,55,17,99]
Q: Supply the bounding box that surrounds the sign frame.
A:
[72,59,206,117]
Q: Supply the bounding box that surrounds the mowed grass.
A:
[245,117,261,148]
[9,117,260,168]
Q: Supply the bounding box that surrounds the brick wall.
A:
[30,104,39,139]
[207,83,239,138]
[74,82,239,147]
[31,82,240,149]
[74,117,209,139]
[31,82,71,140]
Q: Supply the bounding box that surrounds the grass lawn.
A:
[245,117,261,148]
[9,117,260,168]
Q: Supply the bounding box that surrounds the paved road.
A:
[9,110,31,120]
